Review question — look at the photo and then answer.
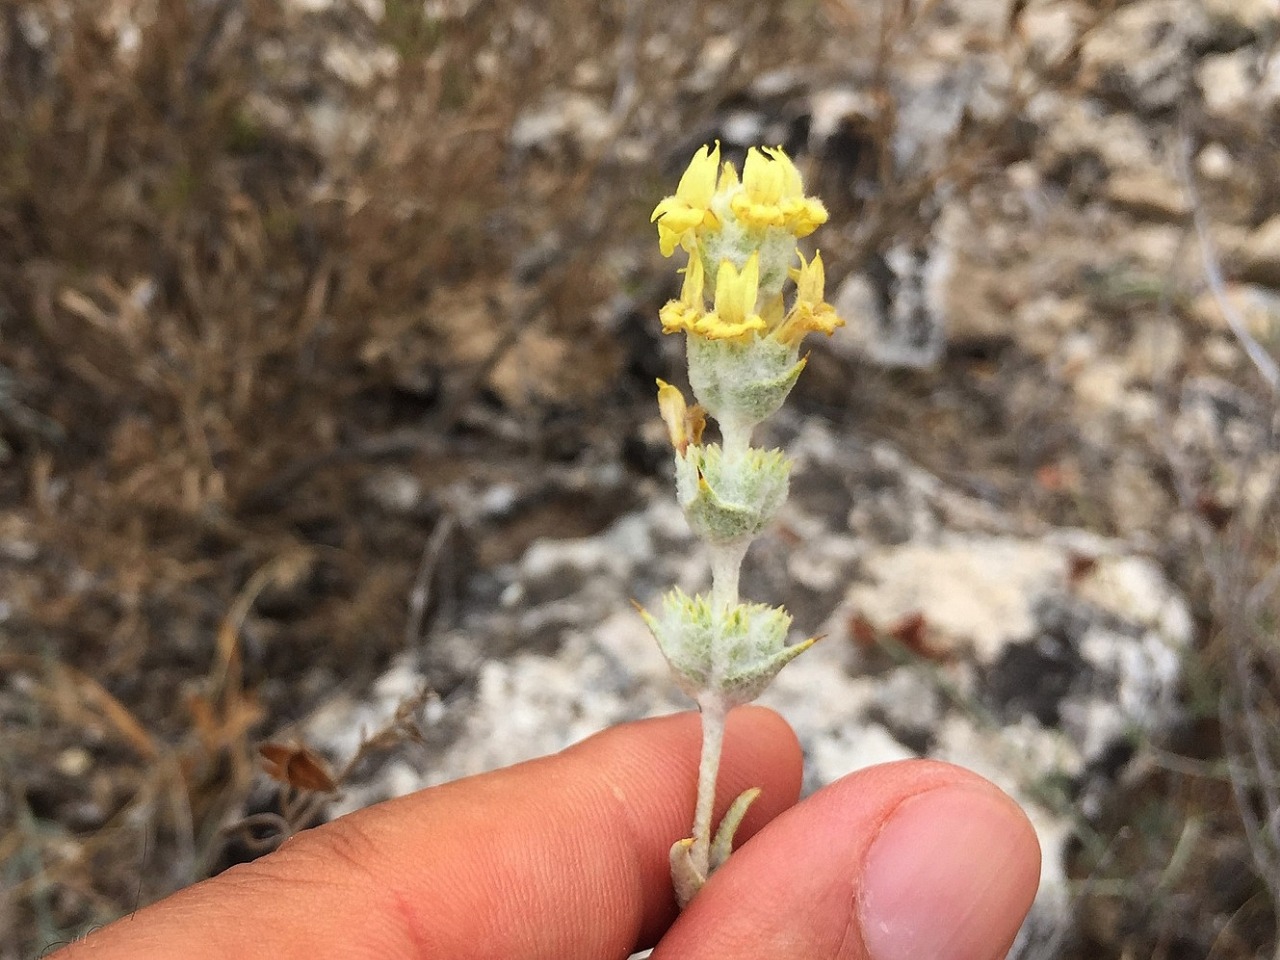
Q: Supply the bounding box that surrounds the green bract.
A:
[686,333,806,430]
[640,590,814,707]
[675,444,791,545]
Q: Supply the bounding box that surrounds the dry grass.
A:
[4,1,1280,958]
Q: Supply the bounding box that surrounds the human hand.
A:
[49,708,1039,960]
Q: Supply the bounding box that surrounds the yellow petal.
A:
[693,313,767,339]
[795,250,825,303]
[657,223,682,258]
[717,160,739,193]
[782,197,828,237]
[675,142,720,209]
[659,298,699,333]
[687,404,706,446]
[650,197,705,232]
[729,193,786,229]
[712,253,760,328]
[761,292,785,328]
[697,254,766,340]
[652,144,723,256]
[741,147,784,205]
[680,255,706,306]
[658,256,708,331]
[776,301,842,345]
[775,251,843,344]
[762,146,804,197]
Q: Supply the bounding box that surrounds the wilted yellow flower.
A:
[652,143,722,257]
[776,251,842,345]
[655,379,706,454]
[729,147,828,237]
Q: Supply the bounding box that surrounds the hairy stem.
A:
[720,416,753,465]
[690,694,726,880]
[691,534,749,880]
[709,540,748,610]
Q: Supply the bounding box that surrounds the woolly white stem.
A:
[690,694,726,880]
[709,541,748,611]
[720,416,753,465]
[691,534,749,881]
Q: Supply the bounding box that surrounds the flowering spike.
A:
[644,142,839,907]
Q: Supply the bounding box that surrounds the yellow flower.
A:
[776,251,842,345]
[659,255,707,334]
[651,143,721,257]
[694,254,767,340]
[729,147,828,237]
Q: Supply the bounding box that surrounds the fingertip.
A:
[858,776,1040,960]
[727,705,804,765]
[721,706,804,829]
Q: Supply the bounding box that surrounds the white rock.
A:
[1198,51,1255,120]
[687,34,738,93]
[511,93,613,152]
[830,243,949,370]
[1204,334,1242,370]
[1070,357,1129,423]
[844,534,1066,663]
[1197,142,1236,182]
[1106,169,1188,218]
[811,722,916,779]
[1126,318,1185,384]
[1076,554,1190,639]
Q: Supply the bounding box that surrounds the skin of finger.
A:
[50,707,802,960]
[652,759,1040,960]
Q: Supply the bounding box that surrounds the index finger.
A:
[52,706,802,960]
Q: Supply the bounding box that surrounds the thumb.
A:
[653,759,1041,960]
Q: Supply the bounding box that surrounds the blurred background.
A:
[3,0,1280,956]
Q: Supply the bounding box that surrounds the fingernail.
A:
[859,785,1039,960]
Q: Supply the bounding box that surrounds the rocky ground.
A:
[3,0,1280,957]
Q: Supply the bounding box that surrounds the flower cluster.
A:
[653,144,842,448]
[654,143,840,346]
[640,143,842,908]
